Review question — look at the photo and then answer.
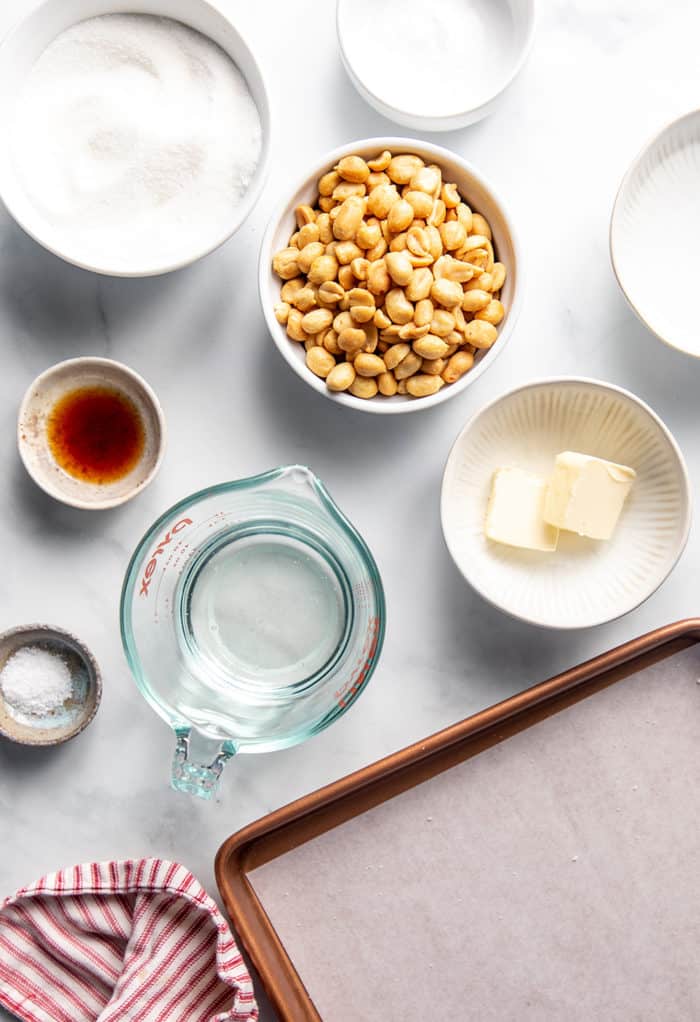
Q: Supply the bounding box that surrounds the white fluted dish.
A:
[611,110,700,356]
[441,378,691,629]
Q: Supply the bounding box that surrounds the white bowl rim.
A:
[609,108,700,359]
[0,0,272,278]
[17,355,167,509]
[335,0,538,126]
[440,375,693,630]
[260,135,524,416]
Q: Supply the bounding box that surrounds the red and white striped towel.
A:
[0,859,257,1022]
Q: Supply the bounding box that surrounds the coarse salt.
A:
[0,646,73,719]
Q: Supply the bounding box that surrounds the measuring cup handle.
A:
[171,730,236,800]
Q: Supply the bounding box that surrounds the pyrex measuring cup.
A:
[120,466,385,798]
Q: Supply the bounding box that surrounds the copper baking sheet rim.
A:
[215,618,700,1022]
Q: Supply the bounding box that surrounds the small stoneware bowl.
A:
[611,110,700,357]
[337,0,537,130]
[260,137,523,416]
[18,356,166,510]
[441,378,691,629]
[0,624,101,746]
[0,0,271,276]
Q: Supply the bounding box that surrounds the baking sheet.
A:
[249,645,700,1021]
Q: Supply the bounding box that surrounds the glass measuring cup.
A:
[120,466,385,799]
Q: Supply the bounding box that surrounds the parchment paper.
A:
[250,646,700,1021]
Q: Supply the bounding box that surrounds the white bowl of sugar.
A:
[0,0,271,276]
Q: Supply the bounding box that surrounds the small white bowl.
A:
[611,110,700,357]
[260,137,523,416]
[18,357,166,510]
[0,0,271,277]
[336,0,537,131]
[441,378,691,629]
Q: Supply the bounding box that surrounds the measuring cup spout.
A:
[171,728,236,800]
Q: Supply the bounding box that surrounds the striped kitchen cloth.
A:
[0,859,257,1022]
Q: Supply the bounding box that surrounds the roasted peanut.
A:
[377,371,398,397]
[383,342,411,370]
[338,326,367,354]
[461,289,491,312]
[331,196,365,241]
[322,329,342,355]
[280,277,305,303]
[387,199,414,234]
[456,203,473,233]
[316,213,333,244]
[319,171,341,196]
[430,310,456,337]
[421,357,447,376]
[354,352,386,377]
[273,248,300,280]
[295,204,316,228]
[367,183,399,219]
[286,309,308,342]
[441,182,460,208]
[404,190,434,219]
[385,288,414,325]
[442,350,474,384]
[297,223,320,249]
[274,302,290,325]
[385,250,413,287]
[357,221,382,250]
[471,213,492,240]
[365,238,388,261]
[427,199,446,228]
[405,267,433,301]
[410,166,441,196]
[406,374,444,397]
[367,150,392,172]
[335,241,363,265]
[307,253,339,284]
[387,154,424,184]
[318,196,336,213]
[293,286,317,313]
[367,171,390,190]
[350,305,375,324]
[398,321,431,340]
[397,379,408,395]
[413,335,450,360]
[336,155,370,183]
[440,221,467,251]
[337,265,355,290]
[297,242,326,275]
[431,278,463,308]
[465,320,498,349]
[306,346,336,378]
[333,181,366,202]
[394,351,422,379]
[349,376,379,399]
[326,362,356,392]
[491,263,506,291]
[318,280,344,304]
[300,308,333,335]
[374,307,392,329]
[367,259,391,295]
[475,300,505,325]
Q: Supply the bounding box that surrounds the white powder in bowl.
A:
[9,14,262,272]
[0,646,73,719]
[339,0,518,118]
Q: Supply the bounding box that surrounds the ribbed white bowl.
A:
[611,110,700,356]
[441,378,691,629]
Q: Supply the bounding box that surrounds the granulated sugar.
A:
[10,14,262,271]
[0,646,73,719]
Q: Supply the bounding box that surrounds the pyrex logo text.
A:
[139,518,192,597]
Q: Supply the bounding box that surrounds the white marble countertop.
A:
[2,1,700,1018]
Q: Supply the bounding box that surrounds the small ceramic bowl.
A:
[0,624,101,746]
[336,0,537,131]
[610,110,700,357]
[441,378,691,629]
[0,0,271,276]
[18,356,166,510]
[260,137,523,416]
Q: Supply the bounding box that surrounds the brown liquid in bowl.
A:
[47,385,145,484]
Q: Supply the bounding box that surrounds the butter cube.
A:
[485,468,559,552]
[543,451,636,540]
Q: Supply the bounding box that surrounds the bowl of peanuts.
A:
[261,138,522,413]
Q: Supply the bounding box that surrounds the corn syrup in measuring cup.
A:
[121,467,385,798]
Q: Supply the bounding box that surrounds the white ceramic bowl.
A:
[611,110,700,357]
[18,356,166,509]
[260,137,523,416]
[441,378,691,629]
[336,0,537,131]
[0,0,271,277]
